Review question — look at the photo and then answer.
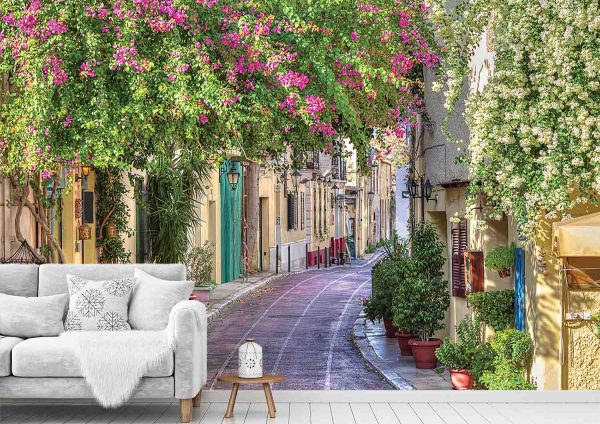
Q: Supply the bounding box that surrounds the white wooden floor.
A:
[2,391,600,424]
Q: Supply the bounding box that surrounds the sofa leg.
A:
[180,399,192,423]
[193,390,202,407]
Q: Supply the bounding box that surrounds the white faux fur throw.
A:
[60,329,175,408]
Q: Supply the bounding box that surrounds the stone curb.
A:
[352,315,453,390]
[352,316,415,390]
[206,252,383,324]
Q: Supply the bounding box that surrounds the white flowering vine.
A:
[429,0,600,233]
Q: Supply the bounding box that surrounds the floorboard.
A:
[410,403,444,424]
[389,403,422,424]
[288,403,310,424]
[329,403,355,424]
[429,403,467,424]
[370,403,401,424]
[244,402,269,424]
[448,403,490,424]
[349,403,377,424]
[1,395,600,424]
[309,403,332,424]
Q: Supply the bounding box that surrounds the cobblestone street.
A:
[205,259,394,390]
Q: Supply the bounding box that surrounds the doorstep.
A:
[353,315,452,390]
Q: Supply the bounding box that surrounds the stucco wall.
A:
[567,288,600,389]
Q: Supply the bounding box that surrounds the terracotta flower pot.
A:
[498,268,511,278]
[383,319,399,338]
[408,338,442,369]
[396,331,414,356]
[449,369,474,390]
[192,288,212,304]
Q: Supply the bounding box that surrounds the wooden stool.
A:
[217,374,284,418]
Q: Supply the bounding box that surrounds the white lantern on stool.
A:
[238,338,263,378]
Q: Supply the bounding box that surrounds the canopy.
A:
[552,212,600,257]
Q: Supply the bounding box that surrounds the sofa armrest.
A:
[168,300,207,399]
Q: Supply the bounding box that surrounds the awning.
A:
[552,212,600,257]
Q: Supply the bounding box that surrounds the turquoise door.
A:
[220,161,243,283]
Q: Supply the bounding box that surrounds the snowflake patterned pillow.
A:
[64,274,134,331]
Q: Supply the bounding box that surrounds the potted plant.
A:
[484,246,515,278]
[393,223,450,368]
[187,241,216,304]
[363,235,412,344]
[436,317,494,389]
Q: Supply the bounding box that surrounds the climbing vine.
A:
[95,168,132,264]
[429,0,600,232]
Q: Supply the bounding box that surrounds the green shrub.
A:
[484,246,515,271]
[467,290,514,331]
[365,244,376,254]
[480,329,536,390]
[436,317,496,385]
[393,222,450,340]
[364,237,409,322]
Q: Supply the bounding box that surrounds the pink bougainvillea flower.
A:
[305,95,326,115]
[276,71,309,90]
[64,115,72,127]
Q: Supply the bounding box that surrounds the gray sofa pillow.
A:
[0,293,67,338]
[128,268,194,330]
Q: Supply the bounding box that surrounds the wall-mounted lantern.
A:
[291,170,301,193]
[405,176,437,222]
[75,164,92,182]
[220,161,241,191]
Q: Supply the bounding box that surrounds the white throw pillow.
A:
[65,274,134,331]
[128,268,194,330]
[0,293,67,338]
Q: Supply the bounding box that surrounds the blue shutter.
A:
[515,247,525,330]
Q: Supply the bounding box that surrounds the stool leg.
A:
[225,383,239,418]
[263,383,276,418]
[266,383,277,412]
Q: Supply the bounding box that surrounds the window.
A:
[287,193,298,230]
[451,219,468,297]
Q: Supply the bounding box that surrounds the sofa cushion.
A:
[38,264,186,297]
[0,293,67,338]
[65,275,133,331]
[0,336,24,376]
[129,269,194,330]
[0,264,39,297]
[11,337,173,377]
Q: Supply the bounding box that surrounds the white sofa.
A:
[0,263,207,422]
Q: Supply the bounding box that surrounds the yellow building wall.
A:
[60,173,97,264]
[193,168,222,284]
